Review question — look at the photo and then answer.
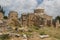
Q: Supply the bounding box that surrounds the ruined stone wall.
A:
[7,11,19,28]
[21,9,53,27]
[0,12,4,20]
[8,11,18,20]
[44,14,53,26]
[0,8,53,28]
[21,13,35,27]
[34,9,44,13]
[21,14,28,27]
[34,9,53,27]
[27,13,35,27]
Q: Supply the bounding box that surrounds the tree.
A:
[0,6,5,15]
[4,16,8,19]
[55,16,60,23]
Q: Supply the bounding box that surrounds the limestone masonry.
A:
[0,8,59,28]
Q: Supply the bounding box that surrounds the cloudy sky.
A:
[0,0,60,18]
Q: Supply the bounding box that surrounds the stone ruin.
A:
[0,8,59,28]
[21,8,53,27]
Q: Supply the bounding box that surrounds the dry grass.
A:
[25,26,60,40]
[37,27,60,40]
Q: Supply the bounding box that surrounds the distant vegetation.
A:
[4,16,8,19]
[0,6,8,19]
[55,16,60,23]
[0,6,5,15]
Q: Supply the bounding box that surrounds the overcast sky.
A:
[0,0,60,18]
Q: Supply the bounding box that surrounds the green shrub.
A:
[39,31,46,35]
[0,34,10,40]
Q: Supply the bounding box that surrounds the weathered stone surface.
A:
[0,12,4,20]
[21,9,53,27]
